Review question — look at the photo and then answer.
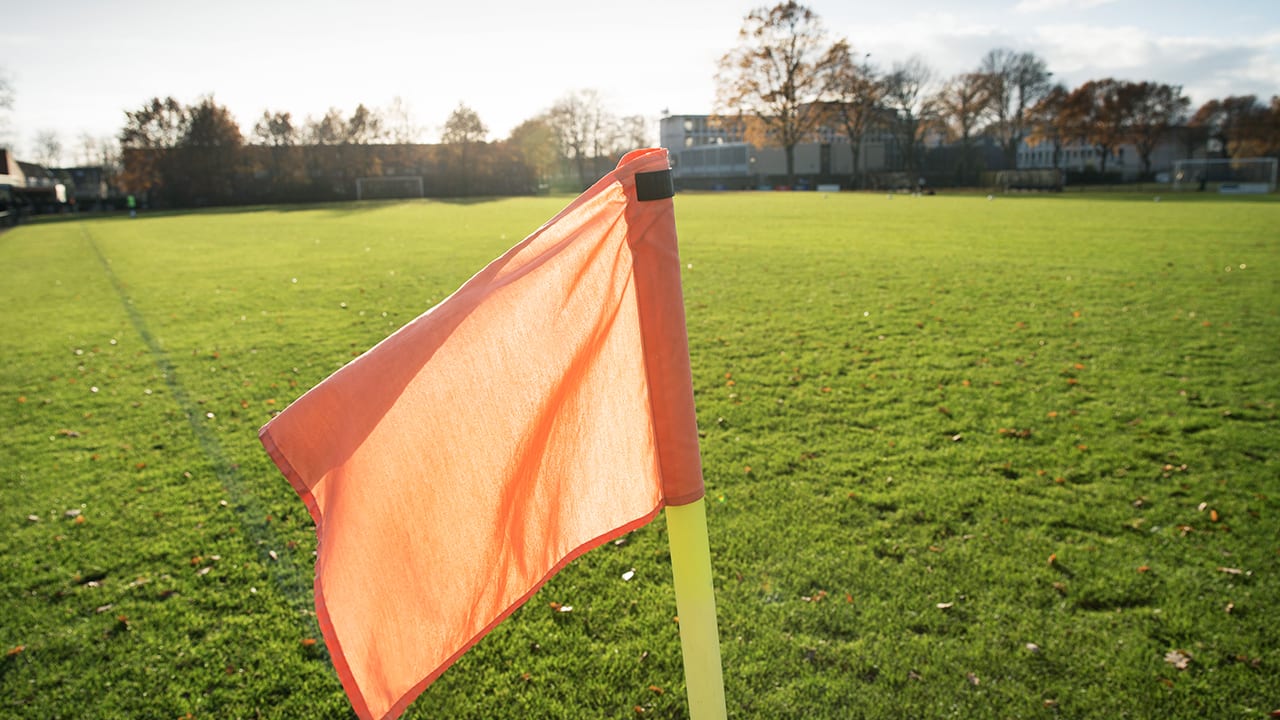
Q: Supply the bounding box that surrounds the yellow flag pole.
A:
[665,498,727,720]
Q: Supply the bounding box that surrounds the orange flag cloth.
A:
[260,148,704,720]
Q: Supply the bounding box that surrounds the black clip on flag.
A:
[636,169,674,202]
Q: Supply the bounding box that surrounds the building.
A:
[1,149,68,224]
[1015,128,1196,182]
[53,166,116,209]
[659,113,912,190]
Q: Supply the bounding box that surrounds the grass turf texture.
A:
[1,191,1277,718]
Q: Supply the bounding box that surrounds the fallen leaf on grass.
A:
[966,672,980,686]
[7,645,24,657]
[936,602,953,610]
[1137,565,1151,574]
[1216,566,1244,575]
[647,685,664,695]
[1164,649,1191,670]
[997,427,1033,439]
[301,638,317,647]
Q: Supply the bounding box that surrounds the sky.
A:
[2,0,1278,164]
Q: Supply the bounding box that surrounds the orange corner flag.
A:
[260,148,708,720]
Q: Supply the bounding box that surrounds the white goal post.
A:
[355,175,425,201]
[1171,158,1277,193]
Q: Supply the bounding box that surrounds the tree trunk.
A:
[849,141,862,189]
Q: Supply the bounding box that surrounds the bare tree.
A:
[0,68,13,145]
[615,115,651,154]
[547,89,616,188]
[77,133,99,166]
[822,40,883,188]
[383,96,422,144]
[252,110,302,190]
[253,110,297,147]
[980,48,1051,168]
[882,56,936,176]
[716,1,837,185]
[344,104,385,144]
[34,130,63,167]
[305,108,347,145]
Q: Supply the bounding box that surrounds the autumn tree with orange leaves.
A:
[716,1,838,186]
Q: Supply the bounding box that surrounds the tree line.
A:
[112,90,651,206]
[716,1,1280,187]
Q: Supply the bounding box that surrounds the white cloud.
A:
[1014,0,1118,14]
[1032,24,1280,105]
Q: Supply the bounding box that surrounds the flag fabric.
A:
[259,148,705,720]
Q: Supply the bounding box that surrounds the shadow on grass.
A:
[21,195,530,226]
[978,186,1279,203]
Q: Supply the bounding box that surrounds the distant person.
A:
[1197,172,1207,192]
[127,194,137,218]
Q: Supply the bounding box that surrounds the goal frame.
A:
[1171,158,1277,193]
[355,175,425,201]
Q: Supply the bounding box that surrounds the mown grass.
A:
[1,190,1277,719]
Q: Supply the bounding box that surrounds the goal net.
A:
[355,175,425,201]
[1172,158,1277,193]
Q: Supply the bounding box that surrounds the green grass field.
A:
[2,190,1278,719]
